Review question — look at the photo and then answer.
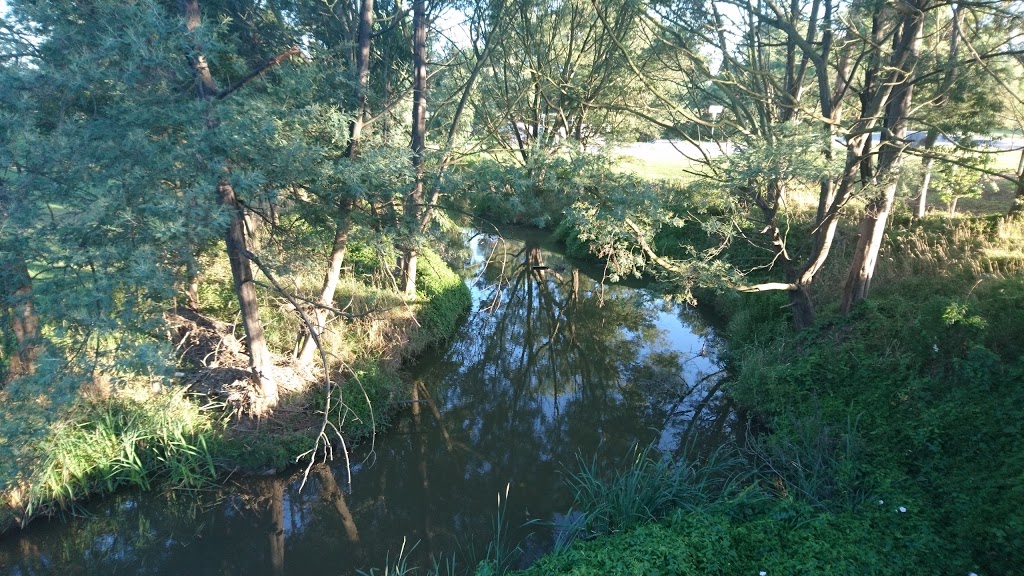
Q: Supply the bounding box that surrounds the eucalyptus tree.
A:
[579,0,869,327]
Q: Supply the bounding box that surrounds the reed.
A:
[562,442,746,540]
[356,538,417,576]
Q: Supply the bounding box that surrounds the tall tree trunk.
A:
[402,0,427,296]
[346,0,373,159]
[295,212,351,366]
[295,0,373,367]
[841,5,924,313]
[180,0,278,408]
[1010,149,1024,216]
[2,254,41,381]
[841,180,898,312]
[915,129,939,219]
[219,180,277,406]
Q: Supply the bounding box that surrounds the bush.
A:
[518,500,944,575]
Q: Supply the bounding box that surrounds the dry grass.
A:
[804,214,1024,314]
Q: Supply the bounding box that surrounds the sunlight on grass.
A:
[611,142,705,183]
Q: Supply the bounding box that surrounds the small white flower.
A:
[932,343,939,353]
[968,573,978,576]
[759,572,767,576]
[898,506,907,513]
[878,499,884,506]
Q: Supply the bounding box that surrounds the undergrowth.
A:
[533,178,1024,573]
[0,239,472,534]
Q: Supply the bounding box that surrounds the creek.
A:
[0,228,735,575]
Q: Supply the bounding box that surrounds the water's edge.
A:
[0,229,735,576]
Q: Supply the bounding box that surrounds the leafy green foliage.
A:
[415,247,472,343]
[528,199,1024,574]
[530,431,938,573]
[456,154,607,227]
[518,499,943,575]
[721,266,1024,572]
[930,152,999,215]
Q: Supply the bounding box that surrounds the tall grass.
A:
[26,390,222,518]
[477,483,524,576]
[747,411,872,513]
[562,442,746,540]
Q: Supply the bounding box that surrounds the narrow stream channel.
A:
[0,228,735,576]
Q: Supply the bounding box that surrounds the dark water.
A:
[0,229,735,576]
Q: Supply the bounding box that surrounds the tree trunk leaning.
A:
[295,0,373,367]
[841,4,924,312]
[296,214,352,366]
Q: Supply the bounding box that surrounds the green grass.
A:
[414,246,473,345]
[610,144,704,183]
[21,390,222,520]
[0,246,473,534]
[525,156,1024,574]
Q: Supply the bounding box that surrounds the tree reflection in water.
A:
[0,230,733,576]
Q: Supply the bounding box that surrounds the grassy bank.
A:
[0,243,471,534]
[510,208,1024,573]
[442,148,1024,575]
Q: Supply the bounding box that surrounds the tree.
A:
[472,0,661,162]
[399,0,429,295]
[0,0,340,408]
[294,0,376,367]
[178,0,301,408]
[0,0,229,389]
[931,151,997,215]
[578,0,1023,328]
[840,0,929,312]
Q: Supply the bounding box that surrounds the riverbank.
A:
[513,211,1024,573]
[0,244,472,535]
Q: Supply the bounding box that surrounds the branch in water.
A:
[736,282,797,292]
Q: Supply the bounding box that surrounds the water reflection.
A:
[0,230,733,576]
